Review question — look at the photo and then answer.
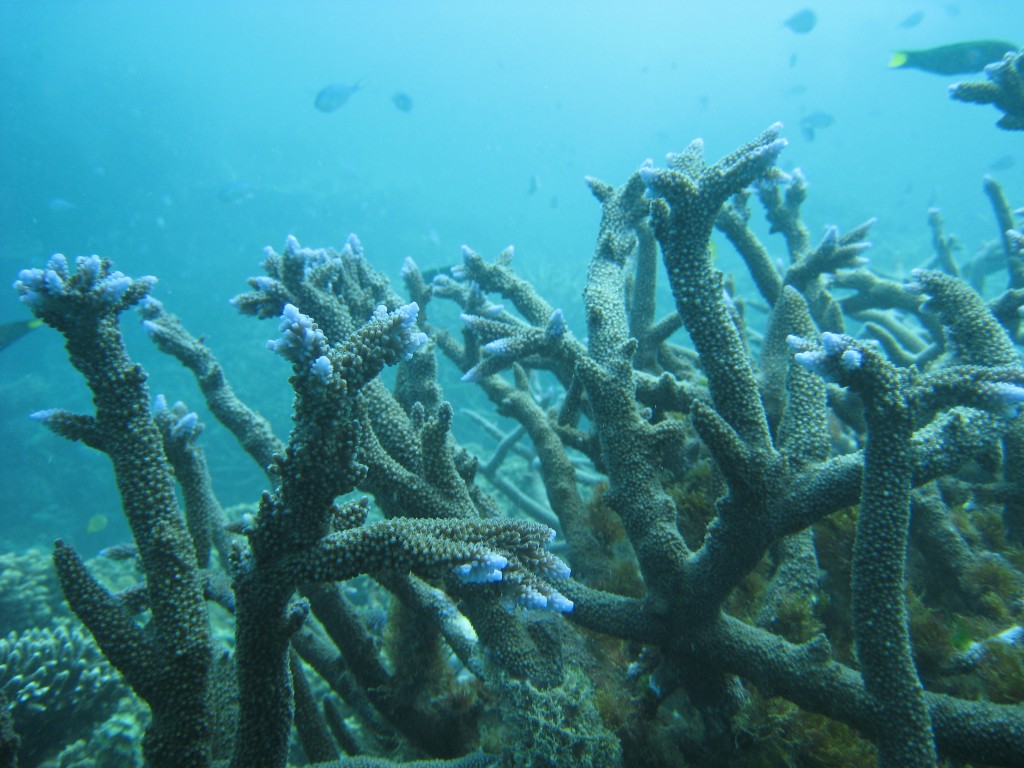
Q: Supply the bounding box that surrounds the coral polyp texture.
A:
[8,125,1024,768]
[950,49,1024,130]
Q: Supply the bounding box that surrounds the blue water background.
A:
[1,0,1021,554]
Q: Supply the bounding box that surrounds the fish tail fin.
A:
[889,51,909,68]
[0,317,43,352]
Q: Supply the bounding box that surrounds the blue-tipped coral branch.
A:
[10,125,1024,768]
[14,255,213,768]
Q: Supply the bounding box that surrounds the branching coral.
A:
[951,49,1024,130]
[9,125,1024,768]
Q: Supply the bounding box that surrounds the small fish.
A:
[989,154,1016,172]
[86,513,108,534]
[799,110,835,141]
[217,181,255,204]
[0,318,41,351]
[314,81,363,113]
[99,543,139,561]
[783,9,817,35]
[46,197,77,212]
[392,91,413,113]
[898,10,924,29]
[527,174,540,195]
[889,40,1018,75]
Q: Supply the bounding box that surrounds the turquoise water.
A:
[0,0,1020,550]
[4,3,1024,767]
[0,0,1019,548]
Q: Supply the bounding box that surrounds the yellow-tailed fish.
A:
[0,318,42,352]
[890,40,1018,75]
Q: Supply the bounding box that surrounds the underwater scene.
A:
[3,1,1024,766]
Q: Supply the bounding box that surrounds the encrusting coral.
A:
[7,122,1024,768]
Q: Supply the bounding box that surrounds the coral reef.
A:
[0,624,126,767]
[0,550,67,633]
[7,123,1024,768]
[951,49,1024,130]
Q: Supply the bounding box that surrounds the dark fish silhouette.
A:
[784,9,816,34]
[392,91,413,113]
[314,81,363,112]
[889,40,1018,75]
[899,10,925,29]
[0,318,41,351]
[799,111,835,141]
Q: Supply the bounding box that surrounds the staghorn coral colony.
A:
[5,118,1024,768]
